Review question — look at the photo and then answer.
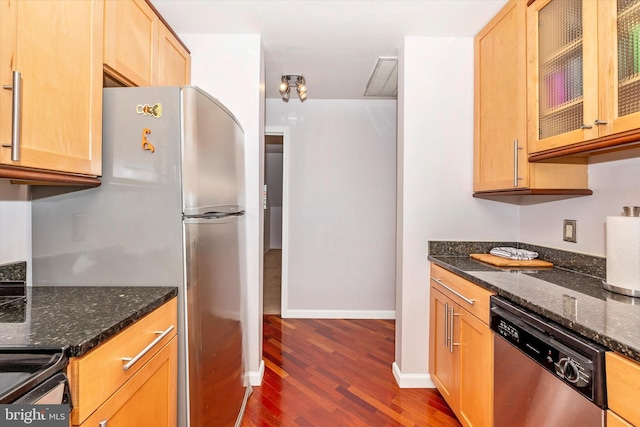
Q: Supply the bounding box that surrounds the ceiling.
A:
[151,0,508,100]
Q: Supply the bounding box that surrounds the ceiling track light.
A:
[279,74,307,102]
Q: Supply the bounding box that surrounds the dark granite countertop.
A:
[0,286,178,357]
[428,241,640,363]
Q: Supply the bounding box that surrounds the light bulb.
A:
[296,76,306,93]
[278,76,290,95]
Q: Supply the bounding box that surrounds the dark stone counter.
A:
[0,286,178,357]
[428,241,640,362]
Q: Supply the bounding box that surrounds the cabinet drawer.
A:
[606,352,640,426]
[69,298,177,425]
[78,337,177,427]
[430,264,494,324]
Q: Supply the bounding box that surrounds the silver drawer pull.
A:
[430,277,475,305]
[122,325,174,371]
[2,70,22,161]
[99,420,108,427]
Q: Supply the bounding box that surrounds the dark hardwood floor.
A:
[241,316,461,427]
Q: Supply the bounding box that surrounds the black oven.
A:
[0,347,72,406]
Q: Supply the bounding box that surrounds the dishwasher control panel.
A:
[490,296,607,408]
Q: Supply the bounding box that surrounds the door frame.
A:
[264,125,290,317]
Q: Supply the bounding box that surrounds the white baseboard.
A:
[247,360,265,386]
[392,362,436,388]
[281,309,395,319]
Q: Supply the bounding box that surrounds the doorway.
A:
[263,126,289,316]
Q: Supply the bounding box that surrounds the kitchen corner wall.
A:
[519,148,640,256]
[0,181,31,284]
[394,37,519,387]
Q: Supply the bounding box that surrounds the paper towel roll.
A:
[606,216,640,294]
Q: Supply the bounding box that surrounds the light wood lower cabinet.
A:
[606,352,640,426]
[68,298,178,427]
[78,337,177,427]
[607,410,634,427]
[429,264,494,427]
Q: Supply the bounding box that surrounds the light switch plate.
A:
[563,219,577,243]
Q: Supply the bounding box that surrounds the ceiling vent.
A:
[364,56,398,98]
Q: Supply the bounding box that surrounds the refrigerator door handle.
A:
[184,210,245,220]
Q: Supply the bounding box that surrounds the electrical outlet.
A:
[563,219,577,243]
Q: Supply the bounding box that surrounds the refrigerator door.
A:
[32,86,184,287]
[181,87,245,211]
[184,215,248,427]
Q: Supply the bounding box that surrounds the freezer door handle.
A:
[184,210,245,220]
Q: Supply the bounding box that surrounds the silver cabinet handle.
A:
[580,123,593,129]
[513,139,521,187]
[122,325,174,371]
[594,119,608,126]
[99,420,108,427]
[431,277,475,306]
[2,71,21,161]
[444,302,449,348]
[449,306,455,353]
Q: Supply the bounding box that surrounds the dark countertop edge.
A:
[0,261,27,282]
[67,287,178,358]
[428,240,606,278]
[428,256,640,362]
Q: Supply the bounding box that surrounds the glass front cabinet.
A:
[528,0,640,153]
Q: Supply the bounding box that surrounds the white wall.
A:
[520,148,640,256]
[394,37,519,387]
[179,34,266,387]
[266,98,397,318]
[0,181,31,282]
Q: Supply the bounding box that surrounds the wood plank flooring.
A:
[241,316,461,427]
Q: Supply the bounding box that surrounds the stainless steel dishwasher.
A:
[490,296,607,427]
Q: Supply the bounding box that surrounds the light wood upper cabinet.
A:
[474,0,589,194]
[104,0,158,87]
[158,24,191,86]
[104,0,191,87]
[528,0,640,154]
[429,264,494,427]
[598,0,640,136]
[0,0,103,178]
[474,0,528,192]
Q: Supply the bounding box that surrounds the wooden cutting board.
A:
[470,253,553,268]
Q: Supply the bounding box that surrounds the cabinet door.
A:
[528,0,600,153]
[0,0,102,176]
[607,410,634,427]
[429,287,457,410]
[598,0,640,136]
[78,337,178,427]
[104,0,158,87]
[158,24,191,86]
[457,308,493,427]
[474,0,529,191]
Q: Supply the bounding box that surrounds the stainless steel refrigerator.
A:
[31,86,250,427]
